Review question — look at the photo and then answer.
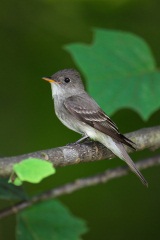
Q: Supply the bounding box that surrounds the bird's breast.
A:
[53,95,83,134]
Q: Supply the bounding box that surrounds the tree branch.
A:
[0,154,160,219]
[0,126,160,176]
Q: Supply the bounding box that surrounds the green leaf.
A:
[65,29,160,120]
[12,177,23,186]
[0,178,27,200]
[16,200,88,240]
[12,158,56,184]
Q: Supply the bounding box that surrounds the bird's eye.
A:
[64,77,70,83]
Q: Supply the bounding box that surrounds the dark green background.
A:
[0,0,160,239]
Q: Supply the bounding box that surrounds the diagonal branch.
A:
[0,126,160,177]
[0,154,160,219]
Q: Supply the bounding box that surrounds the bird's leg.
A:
[76,135,90,143]
[66,135,91,146]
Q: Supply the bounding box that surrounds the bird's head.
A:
[43,69,85,97]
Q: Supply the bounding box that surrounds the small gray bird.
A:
[43,69,148,186]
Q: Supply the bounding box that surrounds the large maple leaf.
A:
[65,29,160,120]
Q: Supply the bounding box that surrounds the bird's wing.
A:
[64,93,135,149]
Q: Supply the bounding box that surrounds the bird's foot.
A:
[75,135,90,143]
[66,136,91,146]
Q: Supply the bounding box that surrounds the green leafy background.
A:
[16,200,87,240]
[12,158,56,185]
[0,0,160,240]
[66,29,160,120]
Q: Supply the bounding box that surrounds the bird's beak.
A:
[42,77,55,83]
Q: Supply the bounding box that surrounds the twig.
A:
[0,126,160,177]
[0,154,160,219]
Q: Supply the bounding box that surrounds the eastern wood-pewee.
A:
[43,69,148,186]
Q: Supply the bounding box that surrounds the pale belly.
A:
[54,102,84,134]
[53,95,122,159]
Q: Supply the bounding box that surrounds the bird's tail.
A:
[115,142,148,187]
[90,131,148,186]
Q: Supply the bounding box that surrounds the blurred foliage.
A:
[0,178,27,200]
[0,0,160,240]
[66,29,160,120]
[11,158,56,185]
[16,200,87,240]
